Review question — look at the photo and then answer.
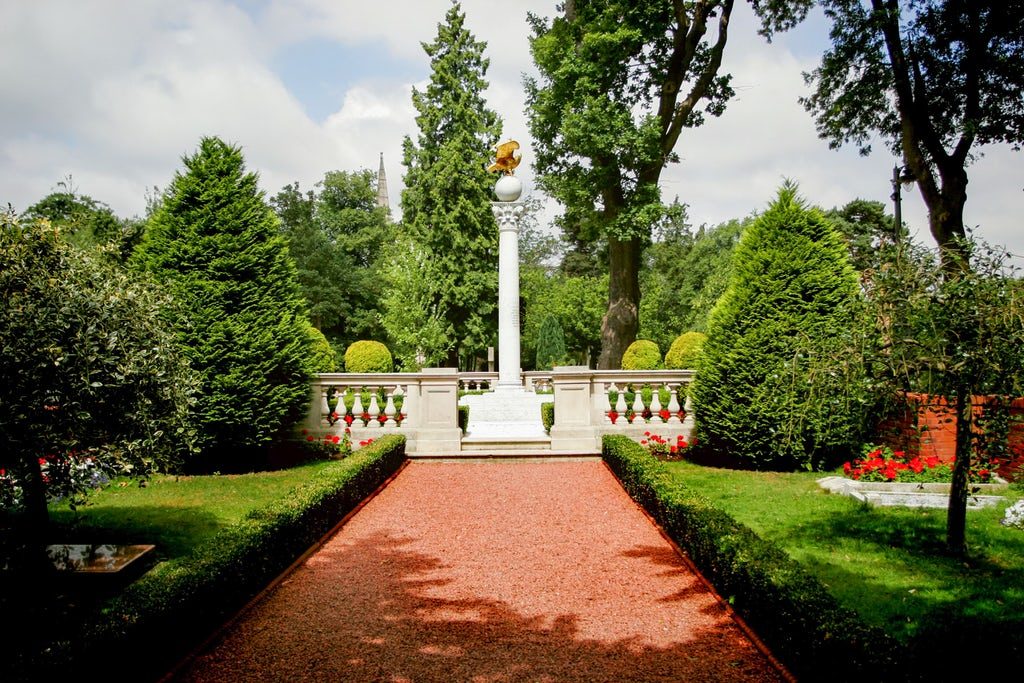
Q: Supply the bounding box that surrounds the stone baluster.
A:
[630,385,644,424]
[352,389,365,426]
[603,383,615,424]
[319,385,331,427]
[666,384,682,425]
[614,384,628,426]
[384,386,398,428]
[367,388,381,429]
[649,383,664,424]
[682,395,696,436]
[393,384,406,427]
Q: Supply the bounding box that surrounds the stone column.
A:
[491,199,525,391]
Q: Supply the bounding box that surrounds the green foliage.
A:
[692,184,863,470]
[535,314,568,370]
[541,402,555,434]
[13,436,406,681]
[0,211,196,527]
[800,1,1024,263]
[272,170,392,350]
[824,199,902,273]
[133,137,313,461]
[664,332,707,370]
[458,405,470,434]
[304,324,338,373]
[526,2,801,365]
[343,340,393,373]
[602,435,898,681]
[640,216,747,349]
[379,236,454,370]
[400,2,502,364]
[522,268,605,368]
[21,177,143,260]
[620,340,661,370]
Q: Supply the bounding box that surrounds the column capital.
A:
[491,201,525,232]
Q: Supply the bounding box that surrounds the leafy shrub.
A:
[18,436,407,681]
[664,331,707,369]
[535,314,568,369]
[691,184,862,470]
[620,340,662,370]
[133,137,313,462]
[305,324,339,373]
[344,340,394,373]
[459,405,470,434]
[602,435,899,681]
[541,402,555,433]
[1,211,196,527]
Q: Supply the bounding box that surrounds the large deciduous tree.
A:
[526,0,806,368]
[1,211,196,541]
[801,0,1024,270]
[401,2,502,368]
[272,170,391,350]
[134,137,313,464]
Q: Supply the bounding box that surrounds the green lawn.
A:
[662,461,1024,643]
[48,459,340,561]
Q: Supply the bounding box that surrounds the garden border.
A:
[12,435,408,682]
[602,434,902,681]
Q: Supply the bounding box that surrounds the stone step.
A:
[460,435,551,451]
[410,451,601,460]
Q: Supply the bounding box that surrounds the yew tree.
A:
[801,0,1024,270]
[401,2,502,367]
[526,0,807,368]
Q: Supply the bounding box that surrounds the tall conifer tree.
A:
[135,137,312,461]
[692,183,862,470]
[400,2,502,367]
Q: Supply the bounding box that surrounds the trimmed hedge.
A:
[24,435,407,682]
[601,435,900,681]
[459,405,470,434]
[541,402,554,433]
[664,331,707,370]
[344,340,394,373]
[620,339,661,370]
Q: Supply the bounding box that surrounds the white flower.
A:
[1001,500,1024,530]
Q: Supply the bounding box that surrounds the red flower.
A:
[331,435,340,444]
[306,435,314,442]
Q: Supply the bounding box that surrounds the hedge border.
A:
[601,435,902,681]
[541,402,554,434]
[22,435,407,682]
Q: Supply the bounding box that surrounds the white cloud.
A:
[1,0,1020,260]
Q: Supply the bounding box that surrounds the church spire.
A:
[376,152,391,217]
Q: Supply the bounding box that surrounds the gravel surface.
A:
[174,460,785,682]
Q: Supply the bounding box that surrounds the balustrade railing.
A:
[307,367,697,454]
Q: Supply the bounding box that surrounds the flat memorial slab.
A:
[817,476,1005,509]
[47,544,156,574]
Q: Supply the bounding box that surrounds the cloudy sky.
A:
[3,0,1022,256]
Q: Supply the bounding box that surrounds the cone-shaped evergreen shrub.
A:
[691,183,861,470]
[535,314,568,369]
[134,137,313,460]
[664,331,707,369]
[621,340,662,370]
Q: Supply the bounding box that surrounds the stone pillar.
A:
[413,368,463,453]
[491,200,525,391]
[549,366,600,451]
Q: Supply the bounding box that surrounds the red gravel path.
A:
[174,460,785,682]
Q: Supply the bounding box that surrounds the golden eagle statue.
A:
[487,140,522,176]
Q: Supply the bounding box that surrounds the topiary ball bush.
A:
[664,332,707,369]
[621,340,662,370]
[305,325,339,373]
[344,340,393,373]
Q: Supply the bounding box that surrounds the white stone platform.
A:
[459,390,552,439]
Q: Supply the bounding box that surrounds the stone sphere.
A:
[494,175,523,202]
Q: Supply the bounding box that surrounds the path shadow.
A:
[176,531,783,683]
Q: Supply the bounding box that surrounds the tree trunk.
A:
[598,236,641,369]
[920,165,970,273]
[946,384,972,555]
